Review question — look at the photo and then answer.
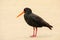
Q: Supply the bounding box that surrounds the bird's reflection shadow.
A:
[37,34,53,38]
[22,34,53,38]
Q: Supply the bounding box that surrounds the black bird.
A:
[17,8,53,37]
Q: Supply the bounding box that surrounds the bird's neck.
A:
[25,12,32,15]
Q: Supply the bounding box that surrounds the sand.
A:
[0,0,60,40]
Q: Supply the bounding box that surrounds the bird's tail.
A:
[48,25,53,30]
[45,23,53,30]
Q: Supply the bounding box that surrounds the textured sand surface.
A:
[0,0,60,40]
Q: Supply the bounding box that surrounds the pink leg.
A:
[30,27,35,37]
[30,27,37,37]
[35,27,37,36]
[33,27,35,36]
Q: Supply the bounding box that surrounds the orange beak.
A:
[17,11,24,18]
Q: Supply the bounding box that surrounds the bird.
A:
[17,7,53,37]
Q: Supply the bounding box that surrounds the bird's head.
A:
[17,7,32,18]
[24,8,32,14]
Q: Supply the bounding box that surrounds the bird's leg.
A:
[30,27,36,37]
[35,27,37,36]
[30,27,38,37]
[33,27,35,36]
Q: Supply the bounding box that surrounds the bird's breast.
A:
[24,14,43,27]
[24,14,31,25]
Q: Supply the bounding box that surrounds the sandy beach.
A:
[0,0,60,40]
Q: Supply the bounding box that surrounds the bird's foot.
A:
[30,35,37,37]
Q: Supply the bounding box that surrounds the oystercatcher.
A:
[17,8,53,37]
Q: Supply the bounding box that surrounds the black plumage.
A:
[24,8,53,30]
[17,7,53,37]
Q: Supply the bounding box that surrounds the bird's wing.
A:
[30,13,53,29]
[30,13,47,25]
